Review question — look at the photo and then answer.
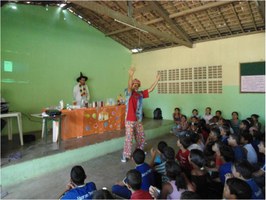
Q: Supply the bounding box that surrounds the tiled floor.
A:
[1,119,178,199]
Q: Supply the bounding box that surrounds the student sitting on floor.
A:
[124,169,152,200]
[154,141,168,165]
[112,149,154,199]
[227,133,247,161]
[60,165,96,200]
[150,146,175,189]
[149,161,193,199]
[176,135,192,178]
[240,131,258,164]
[223,177,252,199]
[231,160,264,199]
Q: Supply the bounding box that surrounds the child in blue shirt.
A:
[231,160,264,199]
[112,149,154,199]
[60,165,96,200]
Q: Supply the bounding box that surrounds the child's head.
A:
[190,132,200,144]
[232,160,253,180]
[212,141,224,154]
[192,109,198,116]
[220,145,234,162]
[132,149,145,165]
[227,134,240,146]
[220,125,230,136]
[165,161,187,190]
[205,107,211,115]
[189,149,206,170]
[157,141,167,154]
[92,189,114,199]
[70,165,87,186]
[251,114,259,122]
[240,131,253,144]
[239,120,251,131]
[223,178,252,199]
[215,110,222,118]
[174,107,181,113]
[177,135,191,149]
[210,116,219,124]
[125,169,142,191]
[181,115,187,122]
[209,127,221,140]
[162,146,175,161]
[231,111,239,120]
[191,116,198,124]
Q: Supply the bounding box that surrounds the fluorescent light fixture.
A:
[131,48,143,53]
[26,1,30,4]
[68,8,73,13]
[87,21,91,24]
[78,15,83,19]
[114,19,148,33]
[59,3,66,8]
[11,5,17,10]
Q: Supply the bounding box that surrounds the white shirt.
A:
[73,83,90,106]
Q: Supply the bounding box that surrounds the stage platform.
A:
[1,118,173,187]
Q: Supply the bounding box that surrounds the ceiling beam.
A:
[169,1,233,18]
[246,1,257,31]
[148,1,192,43]
[106,18,163,36]
[106,1,233,36]
[71,1,192,48]
[231,3,244,33]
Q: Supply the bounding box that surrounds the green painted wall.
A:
[1,3,131,134]
[133,34,265,129]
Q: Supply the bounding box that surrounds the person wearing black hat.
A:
[73,72,90,106]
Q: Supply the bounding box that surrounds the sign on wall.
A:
[240,61,265,93]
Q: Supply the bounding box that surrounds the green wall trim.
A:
[1,121,172,187]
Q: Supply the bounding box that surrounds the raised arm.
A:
[148,73,160,93]
[127,67,135,93]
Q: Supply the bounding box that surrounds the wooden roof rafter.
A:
[218,7,232,35]
[246,1,258,31]
[183,1,210,40]
[148,1,192,43]
[231,3,245,33]
[71,1,193,48]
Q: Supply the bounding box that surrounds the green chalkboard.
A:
[240,61,265,93]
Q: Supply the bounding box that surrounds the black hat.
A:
[76,72,88,82]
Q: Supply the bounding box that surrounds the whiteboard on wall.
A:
[240,61,265,93]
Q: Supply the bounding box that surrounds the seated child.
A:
[125,169,152,200]
[231,160,264,199]
[150,146,175,188]
[240,131,258,164]
[176,135,192,178]
[154,141,168,165]
[60,165,96,200]
[223,177,252,199]
[227,133,247,161]
[112,149,154,199]
[149,161,193,199]
[218,145,234,184]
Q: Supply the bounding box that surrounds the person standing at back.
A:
[121,67,160,162]
[73,72,90,106]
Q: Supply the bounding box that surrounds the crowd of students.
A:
[60,107,265,199]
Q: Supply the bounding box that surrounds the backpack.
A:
[153,108,163,120]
